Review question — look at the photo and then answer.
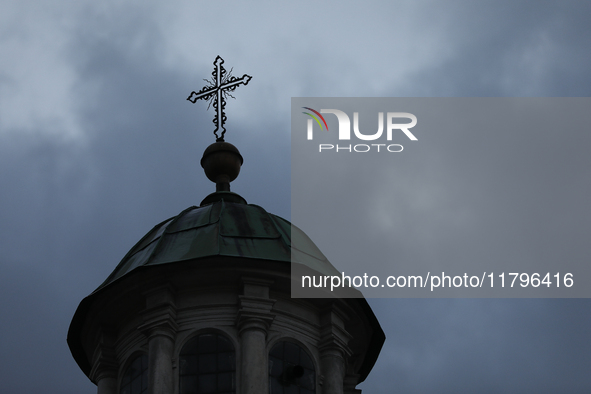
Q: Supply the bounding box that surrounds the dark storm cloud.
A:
[363,298,591,393]
[0,1,590,393]
[389,1,591,97]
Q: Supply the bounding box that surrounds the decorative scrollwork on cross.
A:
[187,56,252,142]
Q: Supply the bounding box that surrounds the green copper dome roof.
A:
[94,192,338,293]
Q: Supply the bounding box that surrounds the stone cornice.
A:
[89,329,118,383]
[139,284,179,340]
[236,295,276,335]
[318,303,353,358]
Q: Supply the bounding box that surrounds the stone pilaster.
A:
[139,284,178,394]
[96,377,118,394]
[89,329,118,394]
[236,277,275,394]
[318,303,352,394]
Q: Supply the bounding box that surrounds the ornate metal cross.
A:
[187,56,252,142]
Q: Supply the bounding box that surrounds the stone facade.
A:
[71,253,383,394]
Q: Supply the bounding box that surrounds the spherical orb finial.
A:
[201,141,243,192]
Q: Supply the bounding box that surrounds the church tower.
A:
[67,57,384,394]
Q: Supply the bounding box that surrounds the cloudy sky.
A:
[1,1,590,393]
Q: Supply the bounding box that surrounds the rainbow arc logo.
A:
[302,107,329,131]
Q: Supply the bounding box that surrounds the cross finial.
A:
[187,56,252,142]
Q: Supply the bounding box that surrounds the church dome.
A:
[69,187,384,382]
[68,80,385,392]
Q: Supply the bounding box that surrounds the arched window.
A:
[120,354,148,394]
[269,341,315,394]
[179,332,236,394]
